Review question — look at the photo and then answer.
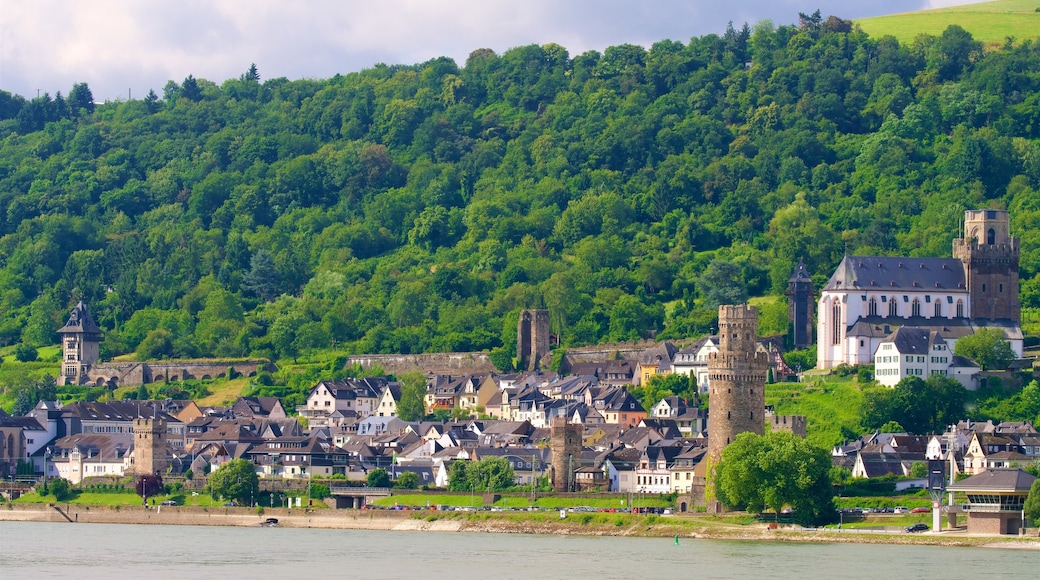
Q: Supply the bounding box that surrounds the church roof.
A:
[57,301,102,335]
[823,256,965,292]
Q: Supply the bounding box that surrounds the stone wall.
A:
[84,361,273,387]
[346,352,495,375]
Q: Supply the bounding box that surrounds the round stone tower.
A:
[706,304,768,464]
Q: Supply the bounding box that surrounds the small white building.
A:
[873,327,978,388]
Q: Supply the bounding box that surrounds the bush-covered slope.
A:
[0,15,1038,369]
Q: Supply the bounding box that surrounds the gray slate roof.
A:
[57,301,102,335]
[948,468,1036,493]
[824,256,965,292]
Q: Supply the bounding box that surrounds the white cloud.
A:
[1,1,938,101]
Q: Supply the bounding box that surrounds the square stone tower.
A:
[517,309,550,371]
[133,418,168,476]
[56,301,102,386]
[952,209,1020,323]
[550,417,582,492]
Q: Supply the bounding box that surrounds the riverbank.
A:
[2,503,1037,549]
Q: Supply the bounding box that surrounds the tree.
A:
[14,343,38,362]
[180,75,202,101]
[396,371,427,421]
[466,457,516,492]
[954,328,1015,371]
[700,259,748,308]
[1024,479,1040,527]
[394,471,420,490]
[242,250,282,302]
[308,482,330,499]
[49,478,72,501]
[67,82,95,116]
[136,329,174,360]
[206,459,259,505]
[366,468,390,488]
[714,431,835,526]
[448,460,469,491]
[136,473,164,503]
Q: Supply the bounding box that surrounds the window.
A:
[889,300,898,317]
[869,298,878,316]
[832,302,842,345]
[911,298,921,317]
[987,228,995,245]
[934,301,942,318]
[956,300,964,317]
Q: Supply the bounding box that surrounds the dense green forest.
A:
[1,15,1039,367]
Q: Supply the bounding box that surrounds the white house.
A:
[874,327,979,388]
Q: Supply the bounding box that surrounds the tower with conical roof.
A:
[57,301,102,386]
[785,259,815,350]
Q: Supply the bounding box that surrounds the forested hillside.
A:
[1,14,1039,366]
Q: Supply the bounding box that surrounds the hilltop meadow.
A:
[857,0,1040,47]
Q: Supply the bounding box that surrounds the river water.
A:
[1,521,1034,579]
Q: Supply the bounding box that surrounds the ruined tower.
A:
[56,301,102,386]
[706,304,768,464]
[952,209,1020,323]
[550,417,582,492]
[517,309,550,371]
[785,259,815,350]
[133,418,168,476]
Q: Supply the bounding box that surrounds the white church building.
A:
[817,209,1023,370]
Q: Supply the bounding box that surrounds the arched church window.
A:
[869,298,878,316]
[888,299,898,317]
[911,298,921,317]
[832,302,842,345]
[934,301,942,318]
[987,228,995,245]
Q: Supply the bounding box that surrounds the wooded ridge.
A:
[0,14,1038,369]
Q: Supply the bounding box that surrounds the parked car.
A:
[894,507,908,514]
[910,507,930,513]
[159,500,177,506]
[905,523,929,533]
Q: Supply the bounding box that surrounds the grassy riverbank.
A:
[2,502,1036,549]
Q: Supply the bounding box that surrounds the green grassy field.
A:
[767,374,865,449]
[372,493,671,510]
[856,0,1040,46]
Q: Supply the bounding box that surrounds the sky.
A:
[0,0,979,101]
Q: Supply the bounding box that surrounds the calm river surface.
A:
[1,521,1035,579]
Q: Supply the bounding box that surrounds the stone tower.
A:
[56,301,102,386]
[550,417,582,492]
[706,304,768,464]
[952,209,1020,323]
[517,309,550,371]
[785,259,815,350]
[133,418,168,476]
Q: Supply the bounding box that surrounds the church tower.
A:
[785,259,815,350]
[706,305,768,465]
[133,418,168,476]
[952,209,1020,322]
[56,301,102,386]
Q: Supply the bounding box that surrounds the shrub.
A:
[49,478,72,501]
